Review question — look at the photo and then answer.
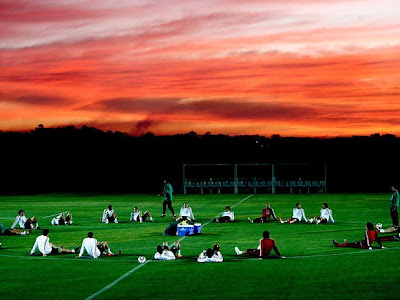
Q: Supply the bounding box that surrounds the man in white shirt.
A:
[154,241,182,260]
[79,232,114,258]
[29,229,79,256]
[309,203,335,224]
[130,207,154,223]
[213,206,235,223]
[179,203,195,221]
[279,203,308,224]
[197,244,223,263]
[51,212,73,225]
[101,205,118,223]
[11,210,39,230]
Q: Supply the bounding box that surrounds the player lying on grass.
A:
[29,229,79,256]
[376,223,399,233]
[11,210,39,230]
[333,222,385,249]
[235,230,282,259]
[179,202,195,221]
[79,231,114,258]
[130,207,154,223]
[213,206,235,223]
[308,203,334,224]
[102,205,118,223]
[279,203,308,224]
[0,222,30,235]
[248,203,277,223]
[51,212,73,225]
[197,243,223,263]
[154,241,182,260]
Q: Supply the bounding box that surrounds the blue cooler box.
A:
[194,223,202,234]
[177,224,194,236]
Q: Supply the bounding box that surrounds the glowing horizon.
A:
[1,0,400,136]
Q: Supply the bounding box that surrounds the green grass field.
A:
[0,193,399,299]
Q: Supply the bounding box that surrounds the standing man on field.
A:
[158,179,176,218]
[390,186,399,226]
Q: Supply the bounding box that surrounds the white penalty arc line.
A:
[84,194,254,300]
[228,246,400,261]
[41,212,69,219]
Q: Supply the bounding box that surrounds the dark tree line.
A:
[0,125,398,194]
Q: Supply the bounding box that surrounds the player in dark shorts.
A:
[333,222,385,249]
[235,231,282,259]
[390,186,399,226]
[79,232,114,258]
[213,206,235,223]
[248,203,278,223]
[101,205,118,223]
[158,179,176,218]
[29,229,79,256]
[11,210,39,230]
[51,212,73,225]
[154,241,182,259]
[0,222,30,235]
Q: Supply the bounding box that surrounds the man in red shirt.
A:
[248,203,278,223]
[333,222,384,249]
[235,231,282,258]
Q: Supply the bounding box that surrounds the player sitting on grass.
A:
[179,203,195,221]
[248,203,277,223]
[0,221,30,235]
[130,207,154,223]
[308,203,335,224]
[79,231,114,258]
[11,209,39,230]
[154,241,182,260]
[102,205,118,223]
[197,243,223,263]
[333,222,385,249]
[29,229,79,256]
[213,206,235,223]
[51,212,73,225]
[235,230,282,259]
[279,203,308,224]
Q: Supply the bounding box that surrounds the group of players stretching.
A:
[1,185,399,261]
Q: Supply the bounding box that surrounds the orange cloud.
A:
[1,0,400,136]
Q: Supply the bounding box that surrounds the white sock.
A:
[150,217,153,221]
[21,231,26,235]
[72,250,75,253]
[380,229,386,233]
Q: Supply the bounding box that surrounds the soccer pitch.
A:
[0,193,399,299]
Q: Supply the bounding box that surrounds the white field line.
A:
[41,212,69,219]
[84,194,254,300]
[228,246,400,261]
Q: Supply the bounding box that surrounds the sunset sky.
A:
[1,0,400,136]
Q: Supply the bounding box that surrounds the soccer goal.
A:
[183,163,327,194]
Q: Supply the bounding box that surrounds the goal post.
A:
[183,162,326,194]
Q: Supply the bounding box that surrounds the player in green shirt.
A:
[158,179,176,218]
[0,222,30,235]
[390,186,399,226]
